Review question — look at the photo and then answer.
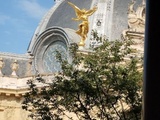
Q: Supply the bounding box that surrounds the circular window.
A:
[42,41,67,73]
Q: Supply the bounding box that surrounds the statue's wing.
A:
[68,2,82,18]
[86,6,97,16]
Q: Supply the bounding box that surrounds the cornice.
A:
[0,88,29,97]
[0,52,30,60]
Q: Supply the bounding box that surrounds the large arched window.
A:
[31,27,71,74]
[43,41,67,73]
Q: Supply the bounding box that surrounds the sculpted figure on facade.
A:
[68,1,97,46]
[128,0,145,32]
[122,0,145,40]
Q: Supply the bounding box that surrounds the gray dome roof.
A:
[28,0,93,53]
[28,0,144,53]
[46,0,92,30]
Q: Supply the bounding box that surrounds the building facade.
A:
[0,0,145,119]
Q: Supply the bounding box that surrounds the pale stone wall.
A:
[0,75,32,120]
[0,95,30,120]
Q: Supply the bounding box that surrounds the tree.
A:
[22,37,143,120]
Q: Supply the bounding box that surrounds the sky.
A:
[0,0,55,54]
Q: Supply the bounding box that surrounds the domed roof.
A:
[46,0,92,30]
[21,0,145,74]
[28,0,144,53]
[27,0,93,53]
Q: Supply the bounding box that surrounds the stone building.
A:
[0,0,145,119]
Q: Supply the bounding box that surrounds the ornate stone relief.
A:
[89,0,114,48]
[107,0,112,11]
[10,60,19,77]
[122,0,145,40]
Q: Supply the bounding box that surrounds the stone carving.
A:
[107,0,112,11]
[96,13,103,27]
[68,1,97,46]
[122,0,145,40]
[0,58,4,76]
[11,60,19,77]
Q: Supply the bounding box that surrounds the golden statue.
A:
[68,2,97,46]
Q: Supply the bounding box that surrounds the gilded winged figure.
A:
[68,1,97,46]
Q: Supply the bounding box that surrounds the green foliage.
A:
[22,39,143,120]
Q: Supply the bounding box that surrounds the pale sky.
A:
[0,0,54,54]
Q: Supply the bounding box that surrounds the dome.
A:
[26,0,143,74]
[27,0,92,54]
